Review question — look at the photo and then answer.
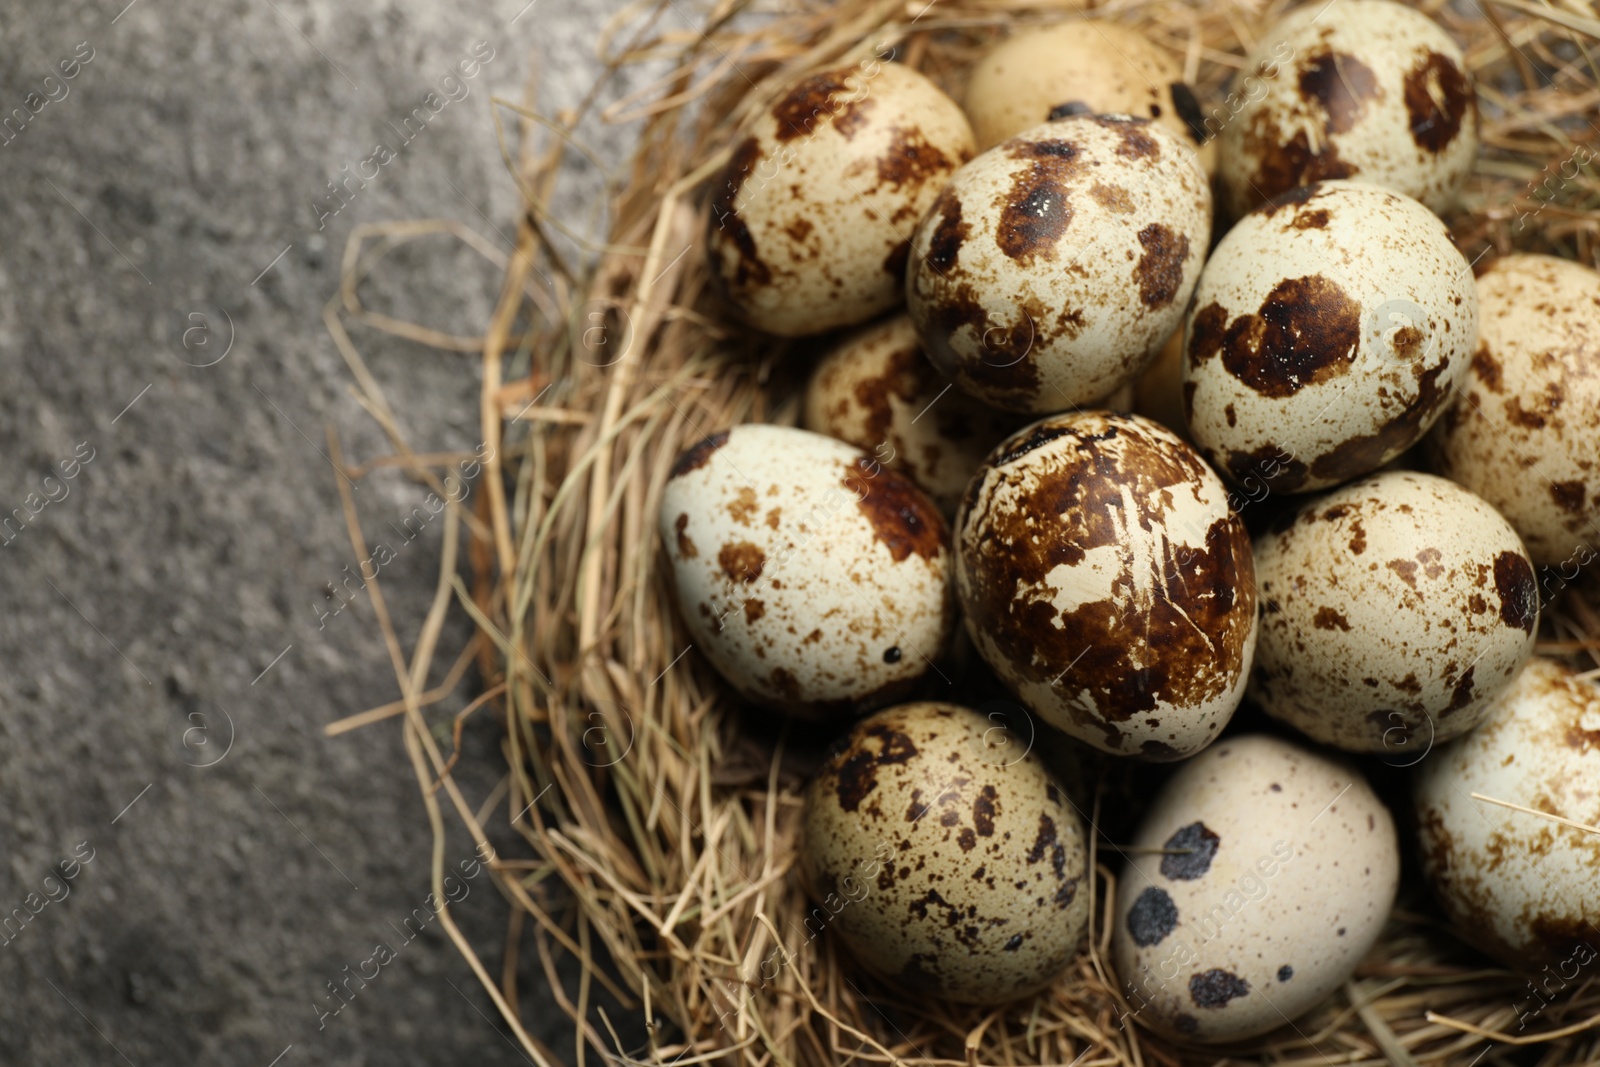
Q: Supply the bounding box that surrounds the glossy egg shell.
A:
[801,702,1090,1004]
[706,61,974,337]
[907,115,1211,413]
[658,425,954,718]
[1218,0,1477,218]
[1182,181,1476,494]
[954,411,1257,760]
[1426,254,1600,567]
[1414,658,1600,968]
[1112,734,1400,1043]
[1251,470,1538,753]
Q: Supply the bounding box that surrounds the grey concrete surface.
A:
[0,0,657,1062]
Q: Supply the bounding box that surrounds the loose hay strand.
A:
[323,1,1600,1066]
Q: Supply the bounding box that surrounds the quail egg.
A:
[706,61,974,336]
[954,411,1257,760]
[907,115,1211,413]
[1218,0,1477,219]
[963,20,1213,171]
[1183,181,1476,493]
[1427,254,1600,568]
[1414,657,1600,968]
[802,315,1020,514]
[659,425,953,717]
[1113,734,1400,1043]
[1251,470,1538,754]
[800,701,1089,1004]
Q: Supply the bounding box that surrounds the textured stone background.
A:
[0,0,653,1061]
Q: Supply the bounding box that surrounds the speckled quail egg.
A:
[658,425,954,717]
[963,21,1214,172]
[1183,181,1476,493]
[1414,657,1600,968]
[1113,734,1399,1043]
[1218,0,1477,219]
[706,61,974,337]
[1251,470,1538,754]
[803,316,1020,515]
[954,411,1257,760]
[800,701,1089,1004]
[907,114,1211,414]
[1426,254,1600,568]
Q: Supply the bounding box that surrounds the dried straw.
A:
[321,1,1600,1066]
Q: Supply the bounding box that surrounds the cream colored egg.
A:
[1414,658,1600,968]
[706,62,974,337]
[800,702,1089,1004]
[963,21,1214,172]
[803,316,1020,514]
[1182,181,1476,494]
[907,115,1211,413]
[1426,255,1600,568]
[658,425,953,717]
[954,411,1256,760]
[1218,0,1477,219]
[1113,734,1399,1043]
[1251,470,1538,754]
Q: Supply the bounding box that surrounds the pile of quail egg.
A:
[660,0,1600,1044]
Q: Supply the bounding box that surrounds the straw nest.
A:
[322,1,1600,1065]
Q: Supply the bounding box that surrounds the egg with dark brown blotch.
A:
[1112,734,1399,1043]
[1251,470,1538,754]
[954,411,1257,760]
[1426,254,1600,568]
[706,61,974,337]
[658,425,954,719]
[1182,181,1476,494]
[1414,658,1600,969]
[803,316,1021,514]
[963,21,1214,172]
[906,115,1211,414]
[1218,0,1477,219]
[800,702,1089,1004]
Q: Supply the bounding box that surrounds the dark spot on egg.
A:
[1173,1013,1200,1034]
[1403,52,1473,153]
[771,68,875,141]
[1550,480,1586,515]
[830,721,919,812]
[1003,933,1024,951]
[842,457,946,562]
[876,126,952,189]
[924,187,968,274]
[1297,51,1380,134]
[1189,968,1250,1008]
[1047,100,1092,120]
[1277,964,1294,982]
[1126,886,1179,946]
[883,646,902,663]
[998,171,1073,261]
[1493,550,1537,632]
[1313,606,1351,631]
[707,140,772,293]
[1445,665,1476,714]
[1134,224,1190,309]
[1160,822,1220,880]
[1216,275,1363,399]
[670,430,730,478]
[1308,361,1453,483]
[673,513,698,558]
[718,541,766,584]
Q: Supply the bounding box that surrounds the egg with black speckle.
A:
[706,61,974,337]
[803,315,1021,515]
[954,411,1256,760]
[801,701,1089,1004]
[907,114,1211,414]
[1182,181,1476,494]
[1251,470,1538,754]
[1218,0,1477,219]
[1112,734,1399,1043]
[1426,254,1600,568]
[963,20,1214,172]
[658,425,954,718]
[1414,657,1600,969]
